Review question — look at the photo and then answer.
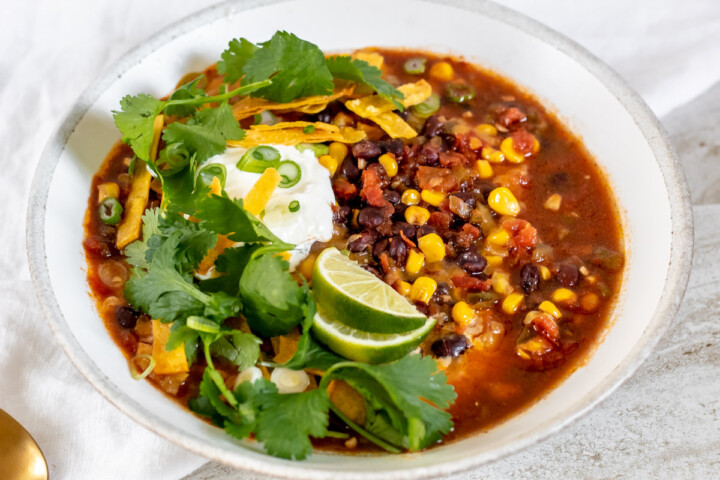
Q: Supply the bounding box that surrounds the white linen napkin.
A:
[1,0,718,479]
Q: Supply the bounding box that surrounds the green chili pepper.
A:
[412,93,440,118]
[302,125,316,134]
[99,197,123,225]
[445,83,475,104]
[403,57,427,75]
[288,200,300,212]
[236,145,282,173]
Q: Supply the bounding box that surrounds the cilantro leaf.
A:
[162,122,226,166]
[326,56,405,110]
[210,331,261,370]
[239,253,307,337]
[195,193,290,246]
[112,94,165,161]
[165,76,207,117]
[194,103,245,141]
[166,322,201,365]
[217,38,258,84]
[255,388,330,460]
[199,246,258,296]
[242,31,334,103]
[124,208,161,269]
[149,291,204,323]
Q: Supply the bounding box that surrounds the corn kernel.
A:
[351,208,359,228]
[485,255,503,273]
[405,249,425,274]
[492,271,513,296]
[486,228,510,246]
[378,153,398,177]
[552,288,578,304]
[476,123,498,136]
[332,112,354,127]
[429,62,454,82]
[452,301,476,327]
[410,276,437,304]
[544,193,562,211]
[488,187,521,216]
[328,142,348,163]
[405,206,431,226]
[421,189,446,207]
[585,275,598,285]
[538,301,562,319]
[500,137,526,164]
[401,189,420,205]
[482,147,505,163]
[476,160,494,179]
[539,265,552,280]
[418,233,446,263]
[396,280,412,297]
[318,154,338,176]
[97,182,120,202]
[502,292,525,315]
[580,292,600,312]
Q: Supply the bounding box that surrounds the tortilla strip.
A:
[368,111,418,139]
[151,320,190,374]
[250,121,339,133]
[231,85,355,121]
[227,126,366,148]
[351,51,384,69]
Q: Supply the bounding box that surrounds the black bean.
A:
[357,207,385,228]
[557,263,580,287]
[339,157,360,183]
[392,221,416,238]
[362,265,382,278]
[470,179,496,203]
[431,334,470,358]
[433,282,453,304]
[520,264,541,293]
[387,236,408,264]
[451,192,476,208]
[392,203,408,221]
[347,230,378,252]
[373,238,389,258]
[333,206,351,224]
[418,141,440,166]
[414,302,430,316]
[457,250,488,274]
[417,224,438,237]
[423,116,443,137]
[382,139,404,156]
[440,132,456,147]
[383,190,401,205]
[352,140,382,159]
[116,306,138,329]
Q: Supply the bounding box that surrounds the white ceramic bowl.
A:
[27,0,693,478]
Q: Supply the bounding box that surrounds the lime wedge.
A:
[312,310,435,364]
[312,247,426,333]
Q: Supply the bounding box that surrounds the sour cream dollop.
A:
[205,145,335,268]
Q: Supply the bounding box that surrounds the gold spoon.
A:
[0,409,49,480]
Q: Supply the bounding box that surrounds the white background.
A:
[1,1,719,478]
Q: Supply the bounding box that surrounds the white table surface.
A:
[2,1,719,478]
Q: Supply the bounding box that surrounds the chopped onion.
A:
[98,260,129,288]
[270,367,310,394]
[234,366,264,389]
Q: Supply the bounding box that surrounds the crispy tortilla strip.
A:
[351,51,384,69]
[116,160,153,249]
[232,85,355,121]
[271,329,301,364]
[228,125,366,147]
[368,111,417,139]
[243,167,281,216]
[328,380,366,425]
[196,176,230,277]
[345,80,432,117]
[151,320,189,375]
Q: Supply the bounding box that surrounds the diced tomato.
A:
[451,275,492,291]
[531,313,560,343]
[332,177,358,200]
[360,168,391,207]
[461,223,481,239]
[438,151,468,167]
[416,166,457,192]
[511,130,536,155]
[428,211,452,232]
[497,107,526,129]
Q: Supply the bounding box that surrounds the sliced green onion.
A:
[253,110,279,125]
[445,83,475,103]
[187,316,221,334]
[404,57,427,75]
[129,354,156,380]
[412,93,440,118]
[302,125,316,134]
[197,163,227,189]
[237,146,282,173]
[98,197,123,225]
[295,143,329,157]
[277,160,302,188]
[288,200,300,212]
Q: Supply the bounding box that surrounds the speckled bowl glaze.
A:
[27,0,693,478]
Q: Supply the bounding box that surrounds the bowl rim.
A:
[26,0,694,478]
